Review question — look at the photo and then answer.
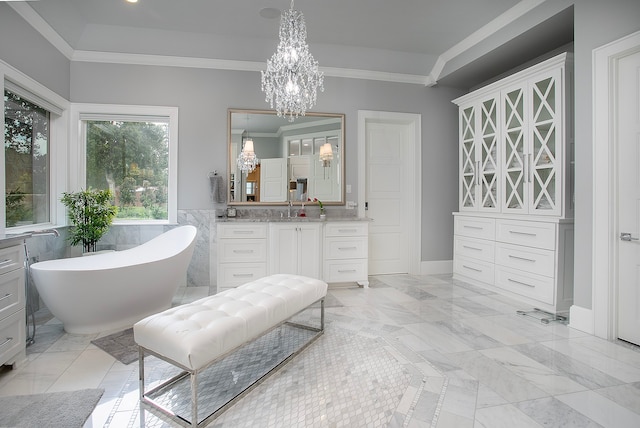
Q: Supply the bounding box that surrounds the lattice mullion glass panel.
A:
[479,98,498,210]
[460,106,477,209]
[503,87,526,211]
[531,74,559,212]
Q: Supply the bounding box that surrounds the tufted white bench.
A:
[134,274,327,428]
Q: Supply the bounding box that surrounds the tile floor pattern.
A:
[1,274,640,427]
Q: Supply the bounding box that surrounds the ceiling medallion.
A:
[261,0,324,122]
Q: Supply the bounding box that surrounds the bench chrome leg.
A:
[139,346,145,428]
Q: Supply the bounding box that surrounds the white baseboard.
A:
[569,305,594,334]
[420,260,453,275]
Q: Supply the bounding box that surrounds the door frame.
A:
[592,30,640,340]
[357,110,422,275]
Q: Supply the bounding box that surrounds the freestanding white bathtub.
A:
[31,225,197,334]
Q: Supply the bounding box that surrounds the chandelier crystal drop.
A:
[261,0,324,122]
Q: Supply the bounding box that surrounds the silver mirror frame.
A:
[227,108,345,206]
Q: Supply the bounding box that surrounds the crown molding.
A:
[8,2,74,60]
[12,0,549,88]
[429,0,546,82]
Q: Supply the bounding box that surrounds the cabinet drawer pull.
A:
[0,293,12,302]
[0,337,13,348]
[509,230,536,237]
[0,259,13,267]
[232,249,254,254]
[508,255,535,262]
[337,229,357,233]
[337,269,357,273]
[338,246,357,251]
[462,245,481,251]
[463,225,483,230]
[462,265,482,272]
[508,278,535,288]
[232,273,254,278]
[232,230,254,235]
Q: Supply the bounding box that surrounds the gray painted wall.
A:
[0,4,70,99]
[69,62,463,263]
[572,0,640,309]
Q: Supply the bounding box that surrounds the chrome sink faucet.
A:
[287,201,292,218]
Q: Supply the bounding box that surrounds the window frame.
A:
[69,103,179,225]
[1,60,69,235]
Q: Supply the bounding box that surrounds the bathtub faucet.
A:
[31,229,60,237]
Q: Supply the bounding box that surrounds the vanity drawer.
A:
[218,223,267,239]
[323,259,368,283]
[324,237,367,260]
[454,236,494,263]
[495,243,555,277]
[0,308,25,366]
[324,222,368,237]
[495,266,554,305]
[454,216,495,240]
[454,255,494,284]
[496,220,556,250]
[0,269,25,317]
[218,239,267,263]
[217,263,267,290]
[0,245,24,276]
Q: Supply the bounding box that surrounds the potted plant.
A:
[61,188,118,253]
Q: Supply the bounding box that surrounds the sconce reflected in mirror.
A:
[319,142,333,167]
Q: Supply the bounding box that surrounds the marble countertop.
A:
[0,233,31,249]
[216,216,371,223]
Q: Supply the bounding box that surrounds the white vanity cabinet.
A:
[216,219,369,291]
[0,240,26,368]
[452,53,574,315]
[216,223,268,292]
[269,223,322,278]
[323,222,369,286]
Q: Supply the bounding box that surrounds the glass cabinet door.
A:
[530,69,561,215]
[478,96,499,211]
[460,106,477,210]
[502,85,527,212]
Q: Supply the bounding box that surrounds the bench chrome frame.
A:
[139,298,325,428]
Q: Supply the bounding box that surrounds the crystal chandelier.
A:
[261,0,324,122]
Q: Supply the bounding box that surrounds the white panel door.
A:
[260,158,287,202]
[366,122,409,274]
[618,49,640,346]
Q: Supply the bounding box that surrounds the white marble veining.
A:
[1,273,640,427]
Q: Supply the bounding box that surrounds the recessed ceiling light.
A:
[259,7,281,19]
[126,0,138,4]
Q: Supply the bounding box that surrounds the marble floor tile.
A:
[479,346,587,395]
[542,339,640,383]
[1,273,639,427]
[514,396,603,428]
[514,343,623,390]
[447,350,549,403]
[593,382,640,415]
[474,403,542,428]
[556,390,640,428]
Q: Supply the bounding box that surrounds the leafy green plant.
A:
[61,189,118,253]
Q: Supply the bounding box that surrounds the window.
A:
[71,105,178,224]
[4,89,50,228]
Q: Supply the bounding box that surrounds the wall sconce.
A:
[319,142,333,167]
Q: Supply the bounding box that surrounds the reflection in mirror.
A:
[228,109,345,205]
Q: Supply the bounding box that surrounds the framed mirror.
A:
[228,109,345,205]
